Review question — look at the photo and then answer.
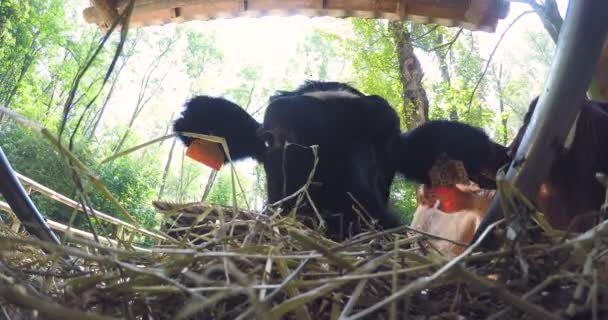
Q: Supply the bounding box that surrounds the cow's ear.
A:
[173,96,265,164]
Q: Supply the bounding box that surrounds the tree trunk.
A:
[390,21,430,129]
[44,51,69,117]
[87,40,137,139]
[527,0,562,44]
[527,0,607,101]
[201,170,218,203]
[112,68,168,154]
[112,37,174,155]
[433,33,458,121]
[87,72,120,139]
[493,64,509,145]
[45,79,58,116]
[158,137,177,200]
[113,106,139,154]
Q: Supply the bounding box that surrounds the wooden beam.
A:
[396,0,408,17]
[82,0,508,33]
[1,199,148,252]
[466,0,491,26]
[91,0,120,29]
[46,219,150,252]
[46,219,119,247]
[15,173,166,240]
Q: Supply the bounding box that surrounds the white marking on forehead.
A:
[302,90,360,100]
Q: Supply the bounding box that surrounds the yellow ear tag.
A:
[186,139,225,171]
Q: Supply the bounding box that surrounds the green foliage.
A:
[426,32,495,129]
[389,177,417,224]
[0,123,77,224]
[337,19,403,122]
[0,0,68,108]
[183,27,223,94]
[163,154,208,203]
[299,31,336,80]
[205,168,251,208]
[94,155,162,229]
[223,65,268,112]
[0,122,161,231]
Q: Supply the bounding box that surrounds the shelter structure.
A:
[83,0,510,33]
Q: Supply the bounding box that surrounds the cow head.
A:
[394,120,511,189]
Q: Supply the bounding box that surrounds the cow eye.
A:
[262,131,275,148]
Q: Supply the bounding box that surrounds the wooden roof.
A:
[84,0,510,33]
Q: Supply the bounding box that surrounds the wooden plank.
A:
[324,0,397,12]
[1,200,149,252]
[10,220,20,233]
[0,199,12,213]
[91,0,120,29]
[46,219,150,252]
[116,225,125,241]
[248,0,320,11]
[15,173,166,240]
[82,0,508,32]
[46,219,119,247]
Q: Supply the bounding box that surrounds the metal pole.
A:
[0,146,60,245]
[473,0,608,246]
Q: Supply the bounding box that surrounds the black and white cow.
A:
[173,81,506,239]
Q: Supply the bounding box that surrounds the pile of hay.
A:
[1,182,607,320]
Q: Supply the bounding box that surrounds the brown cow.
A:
[508,97,608,232]
[411,98,608,257]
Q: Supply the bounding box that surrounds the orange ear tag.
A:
[186,139,225,171]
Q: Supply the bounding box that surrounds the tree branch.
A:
[466,11,534,113]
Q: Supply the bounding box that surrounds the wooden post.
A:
[466,0,491,26]
[116,225,125,241]
[396,0,409,17]
[10,214,21,233]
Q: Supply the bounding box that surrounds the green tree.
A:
[205,168,250,208]
[183,27,223,94]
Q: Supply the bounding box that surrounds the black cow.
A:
[393,120,510,189]
[172,81,508,239]
[174,81,404,239]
